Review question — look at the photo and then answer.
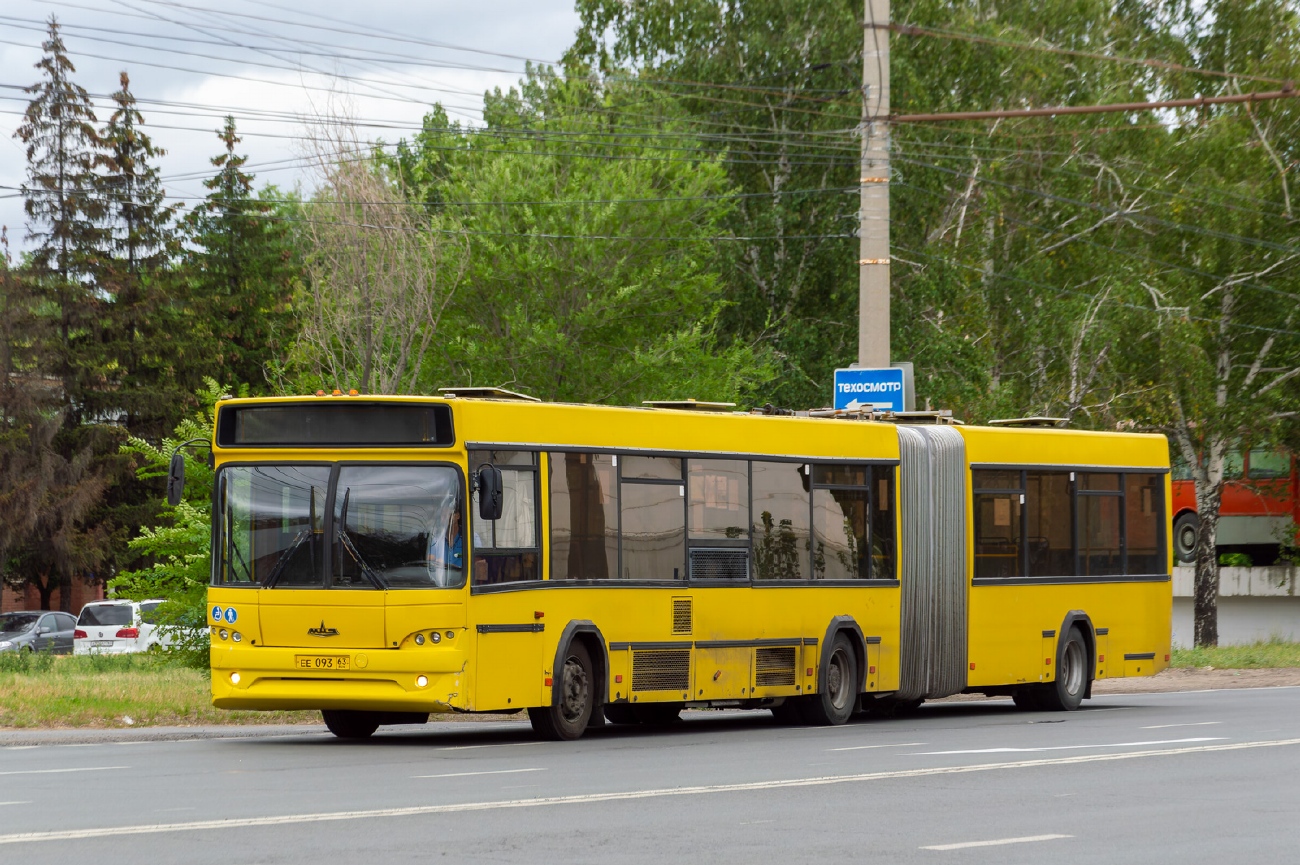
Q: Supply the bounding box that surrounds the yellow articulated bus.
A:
[198,392,1172,740]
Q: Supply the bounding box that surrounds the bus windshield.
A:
[216,464,464,589]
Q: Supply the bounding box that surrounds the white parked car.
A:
[74,599,169,654]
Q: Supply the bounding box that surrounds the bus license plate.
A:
[294,654,350,671]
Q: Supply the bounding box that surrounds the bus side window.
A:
[810,464,873,580]
[1078,473,1123,577]
[1026,472,1072,577]
[549,452,618,581]
[751,461,810,580]
[621,458,686,580]
[1247,448,1291,480]
[871,467,896,580]
[1125,474,1165,574]
[470,450,540,584]
[973,469,1023,578]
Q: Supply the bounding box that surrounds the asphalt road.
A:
[3,687,1299,864]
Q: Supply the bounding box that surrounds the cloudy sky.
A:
[0,0,581,254]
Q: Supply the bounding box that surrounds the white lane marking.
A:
[2,738,1299,845]
[0,802,32,807]
[914,737,1224,755]
[1142,721,1222,729]
[1,746,39,751]
[829,742,926,752]
[413,768,547,779]
[435,741,544,752]
[922,834,1073,851]
[0,766,128,778]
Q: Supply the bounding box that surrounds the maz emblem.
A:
[308,621,340,638]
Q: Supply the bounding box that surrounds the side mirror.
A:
[40,624,54,634]
[166,451,186,506]
[477,465,504,522]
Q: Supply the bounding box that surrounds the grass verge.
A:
[0,653,316,728]
[1170,639,1300,669]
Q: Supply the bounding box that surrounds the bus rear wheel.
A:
[801,634,859,726]
[529,641,594,741]
[1038,627,1089,711]
[322,710,381,739]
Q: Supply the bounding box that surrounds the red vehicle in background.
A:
[1171,448,1299,563]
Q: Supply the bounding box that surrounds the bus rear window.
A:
[217,404,453,447]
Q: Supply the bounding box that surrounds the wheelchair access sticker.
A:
[212,605,223,622]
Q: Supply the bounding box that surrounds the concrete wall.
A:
[1172,565,1300,646]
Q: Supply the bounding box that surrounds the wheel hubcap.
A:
[828,650,848,709]
[1062,641,1085,696]
[560,656,589,723]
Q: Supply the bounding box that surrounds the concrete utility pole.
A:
[858,0,890,367]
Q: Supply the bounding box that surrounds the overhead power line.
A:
[894,84,1300,123]
[880,21,1290,87]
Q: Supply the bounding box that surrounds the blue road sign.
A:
[833,367,906,411]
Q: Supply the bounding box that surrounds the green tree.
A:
[186,117,298,391]
[97,70,188,437]
[110,379,228,664]
[14,15,110,419]
[384,70,771,403]
[569,0,864,407]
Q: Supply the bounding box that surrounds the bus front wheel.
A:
[801,634,859,726]
[322,710,381,739]
[529,641,594,741]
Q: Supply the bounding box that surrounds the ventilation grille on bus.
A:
[689,548,749,580]
[632,649,690,692]
[672,597,692,635]
[754,647,797,687]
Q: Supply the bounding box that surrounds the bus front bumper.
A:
[211,644,471,713]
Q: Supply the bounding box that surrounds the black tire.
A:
[1174,512,1199,564]
[1038,626,1089,711]
[801,634,860,726]
[322,710,381,739]
[528,641,594,741]
[770,699,805,725]
[634,702,683,725]
[603,703,639,725]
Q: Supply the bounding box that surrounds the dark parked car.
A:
[0,611,78,653]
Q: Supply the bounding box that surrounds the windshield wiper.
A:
[262,486,320,587]
[262,528,311,587]
[336,488,388,589]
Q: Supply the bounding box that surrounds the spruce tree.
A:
[14,15,109,419]
[98,71,187,435]
[99,71,175,276]
[186,116,297,390]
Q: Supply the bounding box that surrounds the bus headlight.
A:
[230,672,241,685]
[416,675,428,688]
[430,631,441,644]
[219,629,228,640]
[414,633,425,646]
